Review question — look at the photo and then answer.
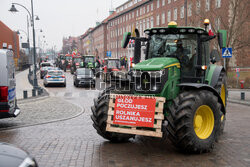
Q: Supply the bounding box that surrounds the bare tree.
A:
[188,0,250,68]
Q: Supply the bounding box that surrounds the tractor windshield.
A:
[74,58,82,63]
[65,56,72,61]
[148,34,197,60]
[85,57,95,63]
[107,60,121,69]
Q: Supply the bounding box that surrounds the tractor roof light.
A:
[159,29,166,33]
[204,19,210,26]
[168,21,177,28]
[201,65,207,70]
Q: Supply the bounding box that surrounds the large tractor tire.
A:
[167,90,221,153]
[91,89,134,142]
[215,71,227,134]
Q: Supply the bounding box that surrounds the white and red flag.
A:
[208,24,214,36]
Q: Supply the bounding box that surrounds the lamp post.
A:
[9,0,39,88]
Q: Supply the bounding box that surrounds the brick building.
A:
[0,21,20,67]
[80,28,93,55]
[77,0,249,66]
[62,36,79,54]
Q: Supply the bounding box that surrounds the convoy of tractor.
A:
[91,20,228,153]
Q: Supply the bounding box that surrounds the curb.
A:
[228,99,250,106]
[0,101,85,132]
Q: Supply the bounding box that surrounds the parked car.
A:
[0,142,38,167]
[40,62,52,68]
[40,67,60,79]
[39,62,53,79]
[73,68,95,87]
[43,70,66,87]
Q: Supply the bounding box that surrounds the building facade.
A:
[0,21,20,67]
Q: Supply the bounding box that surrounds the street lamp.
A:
[9,1,39,88]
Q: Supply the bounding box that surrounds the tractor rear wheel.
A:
[170,90,221,153]
[91,89,134,142]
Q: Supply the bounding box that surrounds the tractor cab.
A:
[122,21,225,86]
[83,55,96,68]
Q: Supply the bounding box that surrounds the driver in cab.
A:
[174,40,190,65]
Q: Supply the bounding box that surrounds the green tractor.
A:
[82,55,97,74]
[91,20,227,153]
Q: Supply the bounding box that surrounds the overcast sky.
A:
[0,0,127,51]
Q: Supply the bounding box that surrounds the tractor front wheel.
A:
[172,90,221,153]
[91,90,134,142]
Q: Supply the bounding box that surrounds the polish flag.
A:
[208,24,214,36]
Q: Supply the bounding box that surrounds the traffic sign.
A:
[236,68,240,73]
[107,51,112,57]
[222,48,232,58]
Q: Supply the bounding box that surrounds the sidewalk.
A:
[16,69,34,100]
[228,89,250,106]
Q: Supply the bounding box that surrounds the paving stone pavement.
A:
[0,97,82,130]
[0,99,249,167]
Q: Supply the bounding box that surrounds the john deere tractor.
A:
[91,20,227,153]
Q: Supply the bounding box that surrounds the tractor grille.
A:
[132,69,168,94]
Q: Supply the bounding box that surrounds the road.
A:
[0,71,250,167]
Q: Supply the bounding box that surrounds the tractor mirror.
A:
[217,33,223,49]
[134,38,141,64]
[217,30,227,49]
[121,32,131,48]
[210,49,220,64]
[135,28,140,37]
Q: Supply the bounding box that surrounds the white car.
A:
[43,70,66,87]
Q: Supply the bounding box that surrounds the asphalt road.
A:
[0,71,249,167]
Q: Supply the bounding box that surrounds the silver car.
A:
[43,70,66,87]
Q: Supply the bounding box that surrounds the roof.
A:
[102,11,117,23]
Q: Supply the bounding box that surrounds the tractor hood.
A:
[133,57,179,71]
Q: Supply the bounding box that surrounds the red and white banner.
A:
[113,96,156,128]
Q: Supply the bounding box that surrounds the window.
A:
[174,8,177,21]
[151,3,154,11]
[147,5,149,12]
[188,3,192,17]
[168,10,171,22]
[140,20,143,35]
[162,12,165,24]
[157,0,160,8]
[156,15,160,26]
[168,0,171,4]
[151,16,154,28]
[180,6,184,18]
[206,0,210,11]
[132,12,134,18]
[147,18,150,28]
[143,19,146,33]
[162,0,165,6]
[136,10,139,16]
[196,0,201,14]
[215,17,220,30]
[216,0,221,8]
